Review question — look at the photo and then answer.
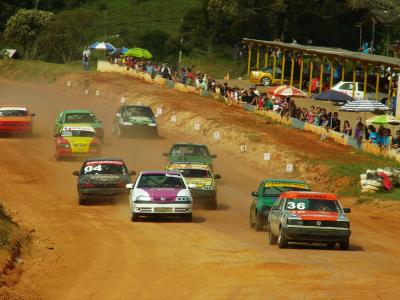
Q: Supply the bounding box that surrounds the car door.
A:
[250,182,263,220]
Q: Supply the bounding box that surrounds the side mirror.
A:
[271,205,279,211]
[213,174,221,180]
[72,171,79,176]
[343,208,351,213]
[129,170,136,176]
[162,152,169,156]
[251,191,259,197]
[126,183,134,189]
[188,183,196,189]
[31,113,36,117]
[210,154,217,158]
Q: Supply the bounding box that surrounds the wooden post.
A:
[341,61,346,81]
[330,62,334,88]
[319,60,324,93]
[247,44,252,76]
[256,45,260,69]
[388,74,393,107]
[363,64,368,99]
[352,68,356,98]
[299,56,304,90]
[375,73,380,101]
[264,49,269,68]
[308,60,313,96]
[290,54,295,86]
[273,52,277,79]
[281,51,286,85]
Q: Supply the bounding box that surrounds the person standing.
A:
[82,47,91,71]
[330,112,341,132]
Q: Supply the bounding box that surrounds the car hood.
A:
[292,210,339,221]
[64,122,102,129]
[185,178,213,188]
[170,155,211,164]
[137,188,186,203]
[80,174,129,184]
[124,116,154,124]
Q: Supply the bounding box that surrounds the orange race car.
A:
[0,106,35,135]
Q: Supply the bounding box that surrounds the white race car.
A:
[126,171,193,222]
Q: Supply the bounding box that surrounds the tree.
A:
[38,9,97,63]
[3,9,53,58]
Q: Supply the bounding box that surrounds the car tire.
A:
[130,211,139,222]
[277,227,289,248]
[268,226,277,245]
[249,211,255,228]
[327,242,336,249]
[339,239,350,251]
[184,213,192,222]
[255,212,264,232]
[117,126,124,138]
[261,77,271,86]
[78,195,85,205]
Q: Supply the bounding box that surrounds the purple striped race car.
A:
[127,171,193,222]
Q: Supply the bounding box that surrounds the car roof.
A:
[85,157,124,162]
[141,170,182,175]
[280,191,337,200]
[63,109,93,114]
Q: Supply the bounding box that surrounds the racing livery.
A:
[268,191,351,250]
[163,143,217,169]
[127,171,193,222]
[112,105,158,137]
[54,109,103,139]
[55,125,101,160]
[250,179,311,231]
[166,162,221,209]
[0,106,35,135]
[73,157,135,205]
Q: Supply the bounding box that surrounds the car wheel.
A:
[249,211,255,228]
[277,227,288,248]
[327,242,336,249]
[261,77,271,86]
[339,239,350,251]
[255,212,264,232]
[78,195,85,205]
[117,126,124,138]
[268,226,277,245]
[184,213,192,222]
[130,211,139,222]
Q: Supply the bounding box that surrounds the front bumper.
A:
[284,226,351,243]
[190,189,216,207]
[79,187,129,199]
[131,202,192,215]
[0,124,32,133]
[56,148,100,158]
[120,124,157,134]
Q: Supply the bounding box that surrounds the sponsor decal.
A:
[63,126,95,132]
[0,107,27,111]
[86,160,124,165]
[265,182,309,189]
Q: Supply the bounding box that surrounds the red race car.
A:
[0,106,35,135]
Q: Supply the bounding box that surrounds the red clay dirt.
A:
[0,75,399,299]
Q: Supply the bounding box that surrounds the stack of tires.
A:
[360,170,383,193]
[377,168,400,186]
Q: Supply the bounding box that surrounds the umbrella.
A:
[124,47,153,59]
[268,85,307,98]
[111,47,129,55]
[366,115,400,126]
[340,100,389,112]
[312,90,354,104]
[89,42,116,51]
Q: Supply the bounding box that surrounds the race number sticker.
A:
[194,123,200,131]
[287,201,306,210]
[84,165,102,173]
[263,153,270,161]
[120,96,126,104]
[213,131,220,140]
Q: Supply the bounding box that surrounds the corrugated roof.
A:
[242,38,400,69]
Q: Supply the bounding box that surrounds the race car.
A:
[250,179,311,231]
[126,171,193,222]
[54,125,101,160]
[112,105,158,137]
[268,191,351,250]
[163,143,217,169]
[166,162,221,209]
[73,157,135,205]
[54,109,104,139]
[0,106,35,135]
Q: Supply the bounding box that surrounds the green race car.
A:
[54,109,103,138]
[250,179,311,231]
[112,105,158,137]
[163,143,217,169]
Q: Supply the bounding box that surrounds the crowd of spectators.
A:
[107,54,399,151]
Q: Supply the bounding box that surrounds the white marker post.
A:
[194,123,200,131]
[240,144,247,152]
[66,81,71,87]
[263,153,271,161]
[120,97,126,104]
[95,90,100,96]
[213,131,220,141]
[286,163,294,173]
[171,115,177,123]
[84,89,89,95]
[156,107,163,115]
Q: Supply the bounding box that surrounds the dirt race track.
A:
[0,77,400,300]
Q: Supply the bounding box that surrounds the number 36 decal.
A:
[287,202,306,210]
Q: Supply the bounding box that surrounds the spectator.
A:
[392,130,400,149]
[368,125,378,144]
[289,99,297,118]
[354,119,365,146]
[160,64,172,80]
[342,120,352,136]
[330,112,341,132]
[82,47,90,71]
[266,97,274,111]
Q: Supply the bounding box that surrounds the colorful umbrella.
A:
[366,115,400,125]
[340,100,389,112]
[124,48,153,59]
[268,85,307,98]
[312,90,355,103]
[89,42,116,51]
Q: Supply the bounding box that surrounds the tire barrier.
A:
[360,167,400,193]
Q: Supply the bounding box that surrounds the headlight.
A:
[123,122,132,125]
[148,123,157,127]
[60,144,70,148]
[176,196,190,202]
[202,185,214,190]
[135,195,152,201]
[287,218,303,225]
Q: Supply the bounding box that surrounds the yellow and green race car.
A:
[166,162,221,209]
[54,125,101,160]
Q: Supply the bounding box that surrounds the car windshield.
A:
[122,107,154,118]
[0,109,28,117]
[61,130,95,137]
[172,168,211,178]
[263,186,310,197]
[65,113,97,123]
[285,198,341,212]
[171,145,209,156]
[82,161,127,175]
[137,174,185,189]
